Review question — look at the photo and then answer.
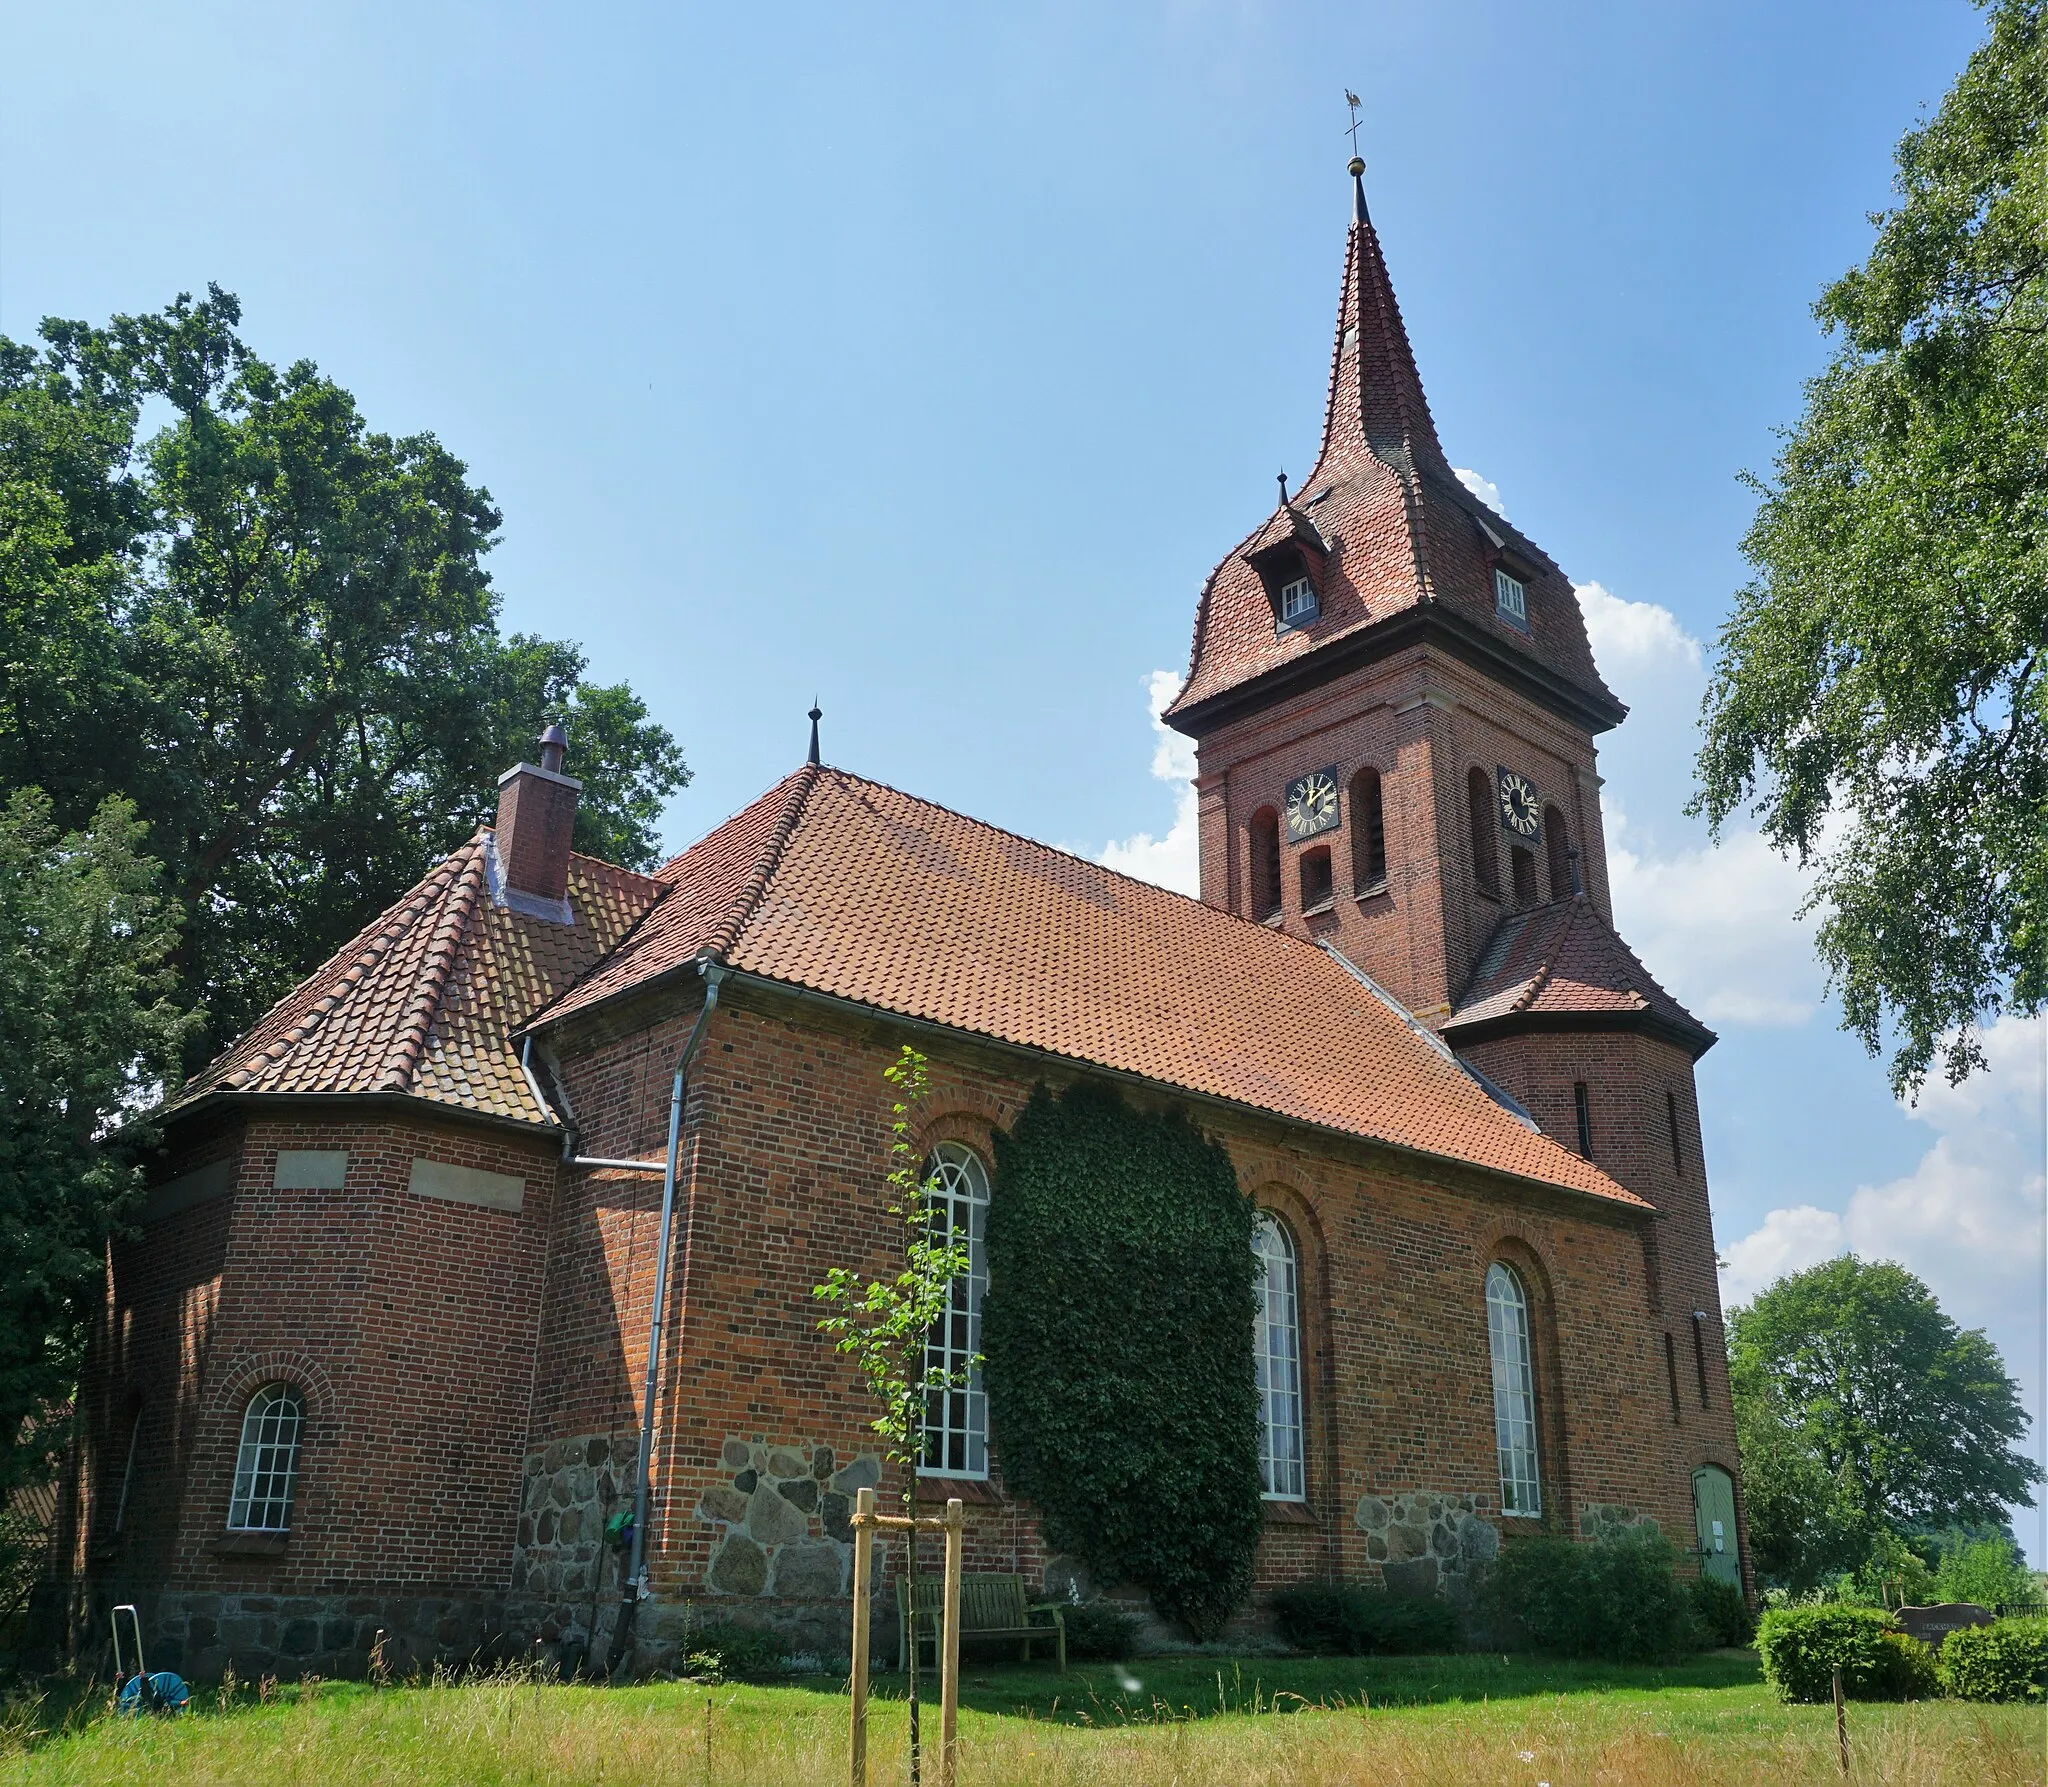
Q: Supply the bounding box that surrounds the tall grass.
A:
[0,1666,2038,1787]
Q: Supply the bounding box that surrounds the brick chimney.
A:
[492,723,580,910]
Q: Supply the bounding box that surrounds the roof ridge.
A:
[706,764,822,959]
[803,764,1400,962]
[376,838,489,1093]
[213,842,475,1092]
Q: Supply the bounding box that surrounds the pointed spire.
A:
[1318,159,1451,488]
[807,701,823,767]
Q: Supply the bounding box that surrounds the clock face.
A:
[1284,766,1341,841]
[1497,768,1542,838]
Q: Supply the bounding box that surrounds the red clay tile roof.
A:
[173,834,664,1124]
[1445,897,1715,1058]
[1166,182,1622,730]
[531,768,1645,1208]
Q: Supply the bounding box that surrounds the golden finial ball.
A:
[1348,156,1365,177]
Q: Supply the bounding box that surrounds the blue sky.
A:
[6,1,2041,1555]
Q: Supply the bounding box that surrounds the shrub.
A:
[679,1619,791,1681]
[1690,1574,1756,1648]
[1270,1582,1463,1656]
[1488,1527,1700,1663]
[985,1081,1265,1640]
[1058,1601,1139,1662]
[1937,1615,2048,1703]
[1931,1535,2038,1611]
[1755,1605,1936,1702]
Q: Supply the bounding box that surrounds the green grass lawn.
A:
[2,1650,2039,1786]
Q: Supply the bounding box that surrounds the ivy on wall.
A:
[982,1079,1264,1639]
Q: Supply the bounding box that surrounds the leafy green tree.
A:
[0,287,689,1065]
[0,790,192,1508]
[1694,0,2046,1094]
[812,1047,974,1785]
[1728,1257,2040,1591]
[1933,1531,2039,1608]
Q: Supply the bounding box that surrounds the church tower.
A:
[1168,162,1740,1480]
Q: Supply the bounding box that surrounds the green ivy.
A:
[982,1080,1264,1639]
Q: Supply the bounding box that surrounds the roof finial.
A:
[1567,845,1585,898]
[1345,90,1367,223]
[807,700,822,767]
[1276,469,1289,506]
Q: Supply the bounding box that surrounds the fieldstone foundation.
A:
[1354,1489,1501,1602]
[505,1430,634,1662]
[143,1588,511,1681]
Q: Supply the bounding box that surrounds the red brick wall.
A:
[1189,646,1610,1019]
[540,976,1714,1657]
[67,1105,562,1676]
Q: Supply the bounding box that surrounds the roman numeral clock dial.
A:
[1284,766,1341,841]
[1497,768,1541,838]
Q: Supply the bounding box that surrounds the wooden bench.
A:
[897,1572,1066,1672]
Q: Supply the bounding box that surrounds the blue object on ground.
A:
[117,1671,191,1714]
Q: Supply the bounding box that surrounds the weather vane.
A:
[1344,89,1364,159]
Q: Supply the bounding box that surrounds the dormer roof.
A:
[1167,169,1625,737]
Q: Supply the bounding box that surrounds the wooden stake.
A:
[850,1487,874,1787]
[1832,1666,1849,1776]
[939,1498,964,1787]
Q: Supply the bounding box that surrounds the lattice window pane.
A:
[227,1384,305,1532]
[919,1144,989,1478]
[1494,568,1527,624]
[1486,1265,1541,1516]
[1254,1214,1305,1500]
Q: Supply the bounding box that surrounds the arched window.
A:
[1349,767,1386,892]
[1467,768,1499,899]
[1509,844,1538,908]
[1299,845,1333,912]
[1543,805,1571,899]
[1253,1214,1305,1500]
[228,1383,305,1532]
[920,1143,990,1478]
[1485,1265,1541,1516]
[1250,807,1282,920]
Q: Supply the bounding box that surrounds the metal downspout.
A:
[614,955,726,1664]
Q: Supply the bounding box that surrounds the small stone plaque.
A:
[1896,1602,1993,1650]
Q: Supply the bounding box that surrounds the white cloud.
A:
[1097,669,1201,896]
[1720,1205,1845,1308]
[1575,579,1701,673]
[1607,820,1823,1027]
[1719,1012,2047,1554]
[1453,466,1506,517]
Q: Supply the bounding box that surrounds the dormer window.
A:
[1494,568,1528,630]
[1279,576,1318,627]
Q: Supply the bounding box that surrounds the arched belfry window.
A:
[920,1143,989,1478]
[1253,1214,1305,1500]
[1485,1265,1541,1516]
[1467,768,1499,899]
[1349,767,1386,892]
[228,1383,305,1532]
[1250,807,1282,921]
[1544,805,1572,900]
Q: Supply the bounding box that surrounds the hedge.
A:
[1270,1582,1463,1656]
[1488,1527,1700,1663]
[1937,1615,2048,1703]
[1755,1605,1936,1702]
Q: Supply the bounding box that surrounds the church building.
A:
[52,163,1746,1677]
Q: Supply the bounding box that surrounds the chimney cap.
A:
[538,722,568,774]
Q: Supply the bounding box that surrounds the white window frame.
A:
[1279,576,1317,625]
[1486,1264,1542,1516]
[919,1143,989,1479]
[1253,1213,1306,1501]
[227,1383,305,1532]
[1494,567,1528,628]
